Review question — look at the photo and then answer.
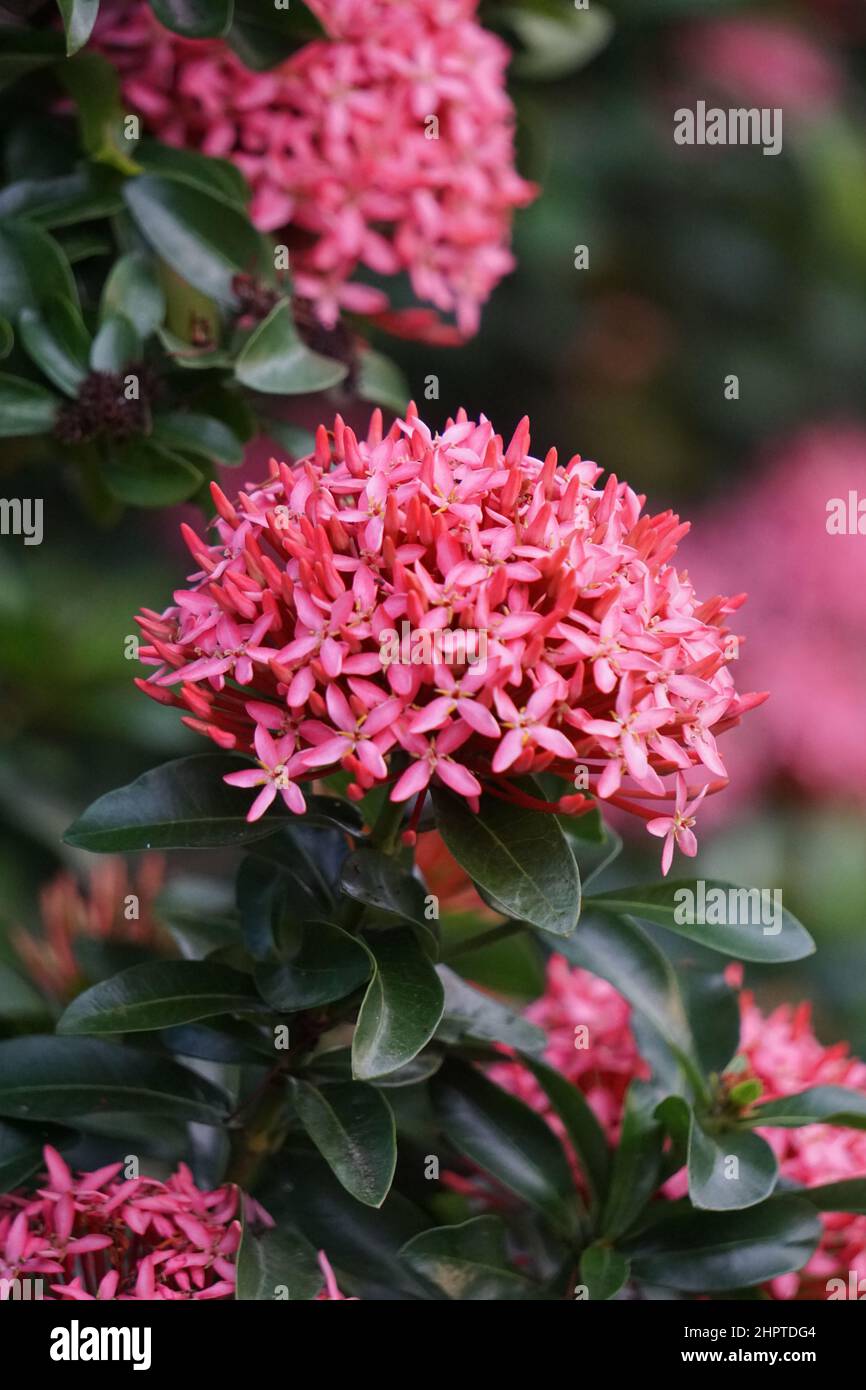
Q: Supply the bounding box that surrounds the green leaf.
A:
[400,1217,544,1300]
[432,1060,576,1233]
[236,1217,322,1301]
[801,1179,866,1215]
[136,140,249,209]
[504,1,613,81]
[255,921,371,1010]
[57,961,267,1036]
[60,52,141,174]
[125,174,265,305]
[520,1054,611,1210]
[579,1243,630,1300]
[0,372,59,436]
[0,964,53,1027]
[681,966,740,1077]
[90,312,141,372]
[64,754,307,851]
[435,965,545,1053]
[291,1078,396,1208]
[352,929,444,1081]
[341,847,430,930]
[558,909,693,1062]
[150,0,234,38]
[432,788,580,937]
[600,1081,665,1240]
[0,1120,60,1192]
[0,221,77,319]
[749,1086,866,1130]
[151,410,244,466]
[57,0,101,55]
[235,299,347,395]
[625,1196,822,1293]
[101,253,166,337]
[104,440,202,507]
[586,881,815,963]
[356,349,409,414]
[227,0,325,70]
[0,1036,229,1125]
[687,1113,778,1211]
[18,299,89,397]
[0,168,123,228]
[0,30,65,90]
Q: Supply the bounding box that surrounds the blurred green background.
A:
[3,0,866,1048]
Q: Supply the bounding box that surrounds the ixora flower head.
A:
[94,0,535,337]
[0,1147,350,1302]
[135,405,763,872]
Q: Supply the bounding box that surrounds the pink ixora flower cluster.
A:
[0,1147,349,1302]
[93,0,535,337]
[487,958,866,1300]
[13,855,166,1002]
[135,406,762,871]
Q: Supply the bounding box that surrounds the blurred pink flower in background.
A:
[94,0,535,337]
[675,17,843,114]
[682,425,866,817]
[488,956,866,1299]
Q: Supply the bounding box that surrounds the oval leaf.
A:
[57,961,267,1035]
[750,1086,866,1130]
[291,1078,396,1208]
[688,1114,778,1211]
[235,299,347,395]
[352,928,444,1081]
[255,921,371,1011]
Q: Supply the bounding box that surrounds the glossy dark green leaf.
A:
[341,847,430,929]
[680,965,740,1077]
[0,1036,229,1125]
[291,1078,396,1208]
[61,53,140,174]
[255,921,371,1010]
[399,1217,544,1300]
[0,221,77,318]
[558,908,693,1060]
[435,965,545,1053]
[100,253,166,337]
[150,0,234,38]
[161,1019,275,1067]
[505,1,613,80]
[586,881,815,963]
[688,1113,778,1211]
[63,754,315,851]
[625,1196,822,1293]
[802,1180,866,1214]
[520,1053,611,1209]
[227,0,325,70]
[57,0,101,54]
[18,299,89,397]
[0,1120,57,1192]
[90,312,141,371]
[579,1243,630,1300]
[235,299,347,394]
[57,961,267,1035]
[0,167,123,228]
[236,1217,322,1300]
[432,787,580,937]
[104,440,202,506]
[432,1060,576,1233]
[601,1081,665,1239]
[0,964,53,1027]
[135,140,249,208]
[0,372,59,436]
[151,410,243,466]
[749,1086,866,1130]
[125,174,265,304]
[352,928,444,1081]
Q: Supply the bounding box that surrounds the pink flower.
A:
[675,18,843,115]
[93,0,536,339]
[136,405,759,870]
[646,772,709,875]
[0,1148,258,1300]
[223,724,309,821]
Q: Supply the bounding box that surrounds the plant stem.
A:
[226,1068,289,1190]
[442,919,527,961]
